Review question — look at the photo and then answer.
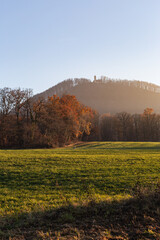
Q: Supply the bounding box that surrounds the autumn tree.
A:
[99,114,119,141]
[141,108,157,141]
[116,112,133,141]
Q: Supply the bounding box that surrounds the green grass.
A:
[0,141,160,217]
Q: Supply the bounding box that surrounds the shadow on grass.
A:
[1,186,160,240]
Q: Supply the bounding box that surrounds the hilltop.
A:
[33,77,160,114]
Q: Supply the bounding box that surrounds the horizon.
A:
[2,76,160,95]
[1,0,160,94]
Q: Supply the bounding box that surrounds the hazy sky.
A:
[1,0,160,94]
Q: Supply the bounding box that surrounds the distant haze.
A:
[33,78,160,114]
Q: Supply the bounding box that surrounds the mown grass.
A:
[1,142,160,239]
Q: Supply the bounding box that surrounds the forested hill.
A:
[33,77,160,114]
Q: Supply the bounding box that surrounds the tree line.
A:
[94,76,160,93]
[99,108,160,141]
[1,87,160,148]
[0,88,98,148]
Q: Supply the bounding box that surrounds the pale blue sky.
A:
[1,0,160,94]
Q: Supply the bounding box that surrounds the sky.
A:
[1,0,160,94]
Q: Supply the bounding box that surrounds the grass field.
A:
[1,142,160,239]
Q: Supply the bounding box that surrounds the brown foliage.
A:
[0,88,98,148]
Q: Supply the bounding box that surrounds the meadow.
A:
[1,142,160,239]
